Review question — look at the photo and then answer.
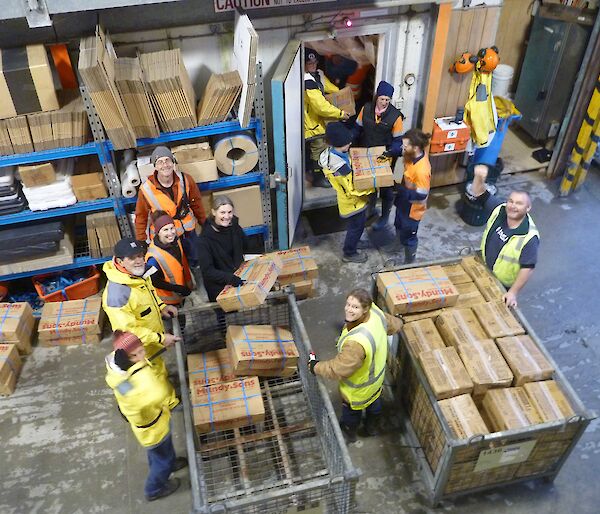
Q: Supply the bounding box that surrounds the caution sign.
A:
[474,440,537,472]
[214,0,332,13]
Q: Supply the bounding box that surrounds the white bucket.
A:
[492,64,514,98]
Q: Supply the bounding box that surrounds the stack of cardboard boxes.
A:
[38,298,104,346]
[381,256,575,439]
[0,302,35,395]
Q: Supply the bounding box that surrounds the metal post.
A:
[80,85,133,238]
[254,62,274,251]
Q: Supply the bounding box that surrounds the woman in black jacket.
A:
[198,195,249,301]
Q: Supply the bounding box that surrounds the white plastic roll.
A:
[123,160,141,187]
[121,183,137,198]
[213,134,259,175]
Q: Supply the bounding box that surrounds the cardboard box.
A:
[454,281,487,309]
[0,344,22,396]
[402,308,445,323]
[438,394,489,439]
[183,159,219,184]
[481,387,542,432]
[266,246,318,285]
[71,172,108,201]
[461,255,490,282]
[38,297,104,343]
[190,376,265,434]
[227,325,299,373]
[0,302,35,354]
[324,86,356,117]
[18,162,56,188]
[496,335,555,386]
[457,340,513,400]
[136,154,155,182]
[213,185,264,228]
[217,254,283,312]
[419,346,473,400]
[187,349,238,386]
[0,45,59,120]
[472,301,525,339]
[442,263,473,285]
[523,380,575,423]
[461,256,505,301]
[350,146,394,191]
[403,319,446,357]
[376,266,459,315]
[292,279,317,300]
[172,142,213,162]
[435,308,488,347]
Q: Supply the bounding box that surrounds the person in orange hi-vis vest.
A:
[394,129,432,264]
[135,146,206,270]
[145,210,193,307]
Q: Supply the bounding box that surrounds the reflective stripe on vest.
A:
[140,173,195,237]
[481,204,539,286]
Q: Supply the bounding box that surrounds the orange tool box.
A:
[430,117,471,154]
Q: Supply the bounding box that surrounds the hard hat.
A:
[478,46,500,73]
[449,52,475,74]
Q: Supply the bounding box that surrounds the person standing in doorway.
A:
[135,146,206,271]
[304,49,350,188]
[353,81,404,231]
[319,122,374,263]
[308,288,402,443]
[394,128,432,264]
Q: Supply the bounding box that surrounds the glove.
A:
[308,352,319,375]
[230,275,245,287]
[377,151,392,162]
[114,349,134,371]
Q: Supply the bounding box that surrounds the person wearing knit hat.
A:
[145,210,193,307]
[304,48,351,188]
[318,122,375,263]
[135,145,207,271]
[352,80,405,231]
[105,330,187,502]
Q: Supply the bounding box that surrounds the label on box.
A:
[448,130,458,139]
[474,440,537,472]
[444,143,456,151]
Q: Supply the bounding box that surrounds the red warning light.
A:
[343,17,352,28]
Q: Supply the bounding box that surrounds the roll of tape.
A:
[213,133,259,175]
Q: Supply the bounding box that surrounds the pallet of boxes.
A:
[187,253,300,434]
[375,256,594,505]
[0,303,35,395]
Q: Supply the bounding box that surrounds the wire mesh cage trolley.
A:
[174,290,360,513]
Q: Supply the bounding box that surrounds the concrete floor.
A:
[1,169,599,513]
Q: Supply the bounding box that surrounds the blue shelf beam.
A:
[107,119,259,150]
[0,142,98,167]
[0,198,117,227]
[0,256,110,282]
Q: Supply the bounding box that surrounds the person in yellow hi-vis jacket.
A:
[105,331,187,501]
[304,49,350,188]
[319,122,374,263]
[308,288,402,443]
[102,238,180,409]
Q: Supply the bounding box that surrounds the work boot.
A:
[146,478,181,502]
[342,252,368,263]
[356,239,371,250]
[172,457,188,472]
[312,173,332,188]
[340,423,358,444]
[404,245,417,264]
[358,414,383,437]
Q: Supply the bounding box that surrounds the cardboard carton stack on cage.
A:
[187,347,265,434]
[265,246,319,299]
[38,297,104,346]
[226,325,299,377]
[380,255,576,451]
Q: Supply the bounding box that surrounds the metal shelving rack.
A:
[117,62,273,249]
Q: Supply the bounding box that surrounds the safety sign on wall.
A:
[214,0,332,13]
[474,440,537,472]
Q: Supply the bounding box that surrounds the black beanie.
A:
[326,122,353,148]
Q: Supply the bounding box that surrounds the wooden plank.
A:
[480,7,502,49]
[435,10,462,117]
[423,3,452,134]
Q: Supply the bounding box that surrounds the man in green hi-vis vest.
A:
[471,165,540,309]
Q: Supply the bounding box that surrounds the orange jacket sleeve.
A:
[185,175,207,226]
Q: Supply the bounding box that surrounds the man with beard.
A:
[394,128,432,264]
[471,165,540,308]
